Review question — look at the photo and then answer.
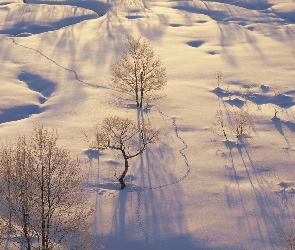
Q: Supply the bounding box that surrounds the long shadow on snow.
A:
[27,0,111,16]
[29,1,138,77]
[172,4,228,22]
[213,87,295,108]
[0,2,104,36]
[267,7,295,24]
[8,0,167,91]
[123,109,192,247]
[205,0,273,10]
[101,234,234,250]
[222,138,293,249]
[172,1,267,23]
[173,0,293,64]
[93,108,193,250]
[219,94,291,248]
[0,16,98,36]
[271,117,295,148]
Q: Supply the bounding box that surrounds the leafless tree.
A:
[0,138,37,249]
[0,126,95,250]
[214,71,222,89]
[97,116,158,189]
[212,109,228,141]
[110,35,166,108]
[233,108,252,143]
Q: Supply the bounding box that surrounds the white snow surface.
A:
[1,0,295,249]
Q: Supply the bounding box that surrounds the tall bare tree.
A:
[0,126,95,250]
[91,116,158,189]
[110,35,166,108]
[0,138,37,249]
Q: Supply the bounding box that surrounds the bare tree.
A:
[97,116,158,189]
[212,109,228,141]
[233,108,252,143]
[0,138,37,249]
[0,126,95,250]
[110,35,166,108]
[214,71,222,89]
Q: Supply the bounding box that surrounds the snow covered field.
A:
[1,0,295,249]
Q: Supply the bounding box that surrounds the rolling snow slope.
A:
[1,0,295,249]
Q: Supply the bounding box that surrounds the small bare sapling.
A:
[213,109,228,141]
[233,108,252,143]
[214,71,222,89]
[274,107,279,118]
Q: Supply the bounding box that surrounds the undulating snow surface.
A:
[1,0,295,249]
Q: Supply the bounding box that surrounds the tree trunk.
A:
[118,158,129,189]
[135,65,139,107]
[7,170,12,233]
[222,128,228,141]
[135,84,139,108]
[140,88,144,108]
[23,210,31,250]
[41,164,46,250]
[139,72,144,108]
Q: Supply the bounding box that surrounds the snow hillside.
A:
[0,0,295,249]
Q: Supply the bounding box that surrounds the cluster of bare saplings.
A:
[0,35,166,249]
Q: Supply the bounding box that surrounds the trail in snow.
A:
[128,107,191,248]
[9,37,108,90]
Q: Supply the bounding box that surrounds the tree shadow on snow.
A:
[100,233,236,250]
[0,2,105,36]
[27,0,111,16]
[271,117,291,148]
[91,107,196,250]
[213,86,295,109]
[222,137,294,249]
